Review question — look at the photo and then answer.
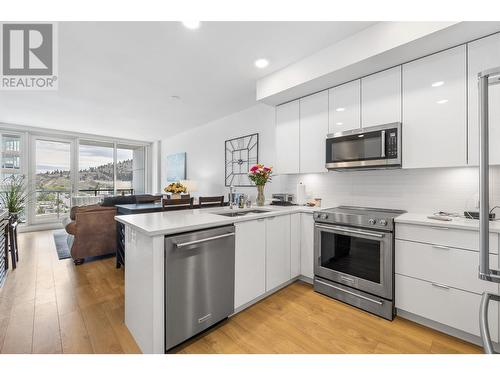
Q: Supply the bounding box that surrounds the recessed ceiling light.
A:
[432,81,444,87]
[436,99,449,104]
[336,122,343,126]
[336,107,345,112]
[358,134,364,138]
[254,59,269,69]
[182,21,201,30]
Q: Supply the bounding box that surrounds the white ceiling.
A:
[0,21,376,141]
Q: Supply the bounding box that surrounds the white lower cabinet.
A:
[234,219,266,309]
[290,214,301,278]
[395,222,500,342]
[396,274,499,342]
[234,212,316,311]
[300,213,315,280]
[266,215,291,291]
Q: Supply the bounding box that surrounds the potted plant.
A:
[0,174,30,221]
[164,182,187,199]
[248,164,272,206]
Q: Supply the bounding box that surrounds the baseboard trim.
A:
[18,222,63,233]
[397,309,499,351]
[233,277,302,315]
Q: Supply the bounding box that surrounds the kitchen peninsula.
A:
[116,205,320,353]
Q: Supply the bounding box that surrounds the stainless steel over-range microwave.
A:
[325,123,402,171]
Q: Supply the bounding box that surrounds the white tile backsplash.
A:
[281,166,500,214]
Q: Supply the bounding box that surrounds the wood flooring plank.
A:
[1,299,35,354]
[60,310,93,354]
[81,303,124,354]
[32,300,62,354]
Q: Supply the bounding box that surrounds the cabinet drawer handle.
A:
[431,282,450,290]
[432,245,451,250]
[431,226,449,230]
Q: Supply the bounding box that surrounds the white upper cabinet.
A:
[361,66,401,127]
[275,101,300,174]
[299,90,328,173]
[468,33,500,166]
[402,45,467,169]
[329,80,361,134]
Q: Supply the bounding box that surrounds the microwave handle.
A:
[380,130,386,158]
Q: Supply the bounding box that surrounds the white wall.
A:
[161,103,283,201]
[162,103,500,214]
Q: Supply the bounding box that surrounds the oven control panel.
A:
[314,212,393,230]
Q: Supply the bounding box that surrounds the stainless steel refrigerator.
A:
[478,67,500,354]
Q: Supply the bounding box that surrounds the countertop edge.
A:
[395,213,500,233]
[115,206,321,237]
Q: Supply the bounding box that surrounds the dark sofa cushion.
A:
[101,195,137,207]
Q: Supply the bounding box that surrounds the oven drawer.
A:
[395,239,499,295]
[396,223,498,253]
[396,274,499,341]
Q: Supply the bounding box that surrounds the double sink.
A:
[214,209,270,217]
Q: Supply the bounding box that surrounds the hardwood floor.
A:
[0,230,483,354]
[0,230,140,354]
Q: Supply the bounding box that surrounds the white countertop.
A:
[395,212,500,233]
[115,205,321,236]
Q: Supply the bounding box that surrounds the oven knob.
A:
[320,214,328,220]
[379,219,387,226]
[368,218,376,225]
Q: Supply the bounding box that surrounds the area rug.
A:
[53,229,71,260]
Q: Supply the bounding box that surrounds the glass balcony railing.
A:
[34,188,135,221]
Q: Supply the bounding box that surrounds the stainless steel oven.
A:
[313,206,405,320]
[325,123,401,171]
[314,223,393,299]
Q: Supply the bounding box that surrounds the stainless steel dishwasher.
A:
[165,225,235,351]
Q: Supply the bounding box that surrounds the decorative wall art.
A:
[166,152,186,183]
[224,133,259,187]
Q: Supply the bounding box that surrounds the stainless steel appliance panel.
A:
[165,225,235,350]
[314,277,394,320]
[314,223,393,300]
[325,122,401,170]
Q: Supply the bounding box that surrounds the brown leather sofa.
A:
[64,204,117,265]
[63,194,161,265]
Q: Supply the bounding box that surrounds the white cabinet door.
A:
[300,213,315,280]
[290,213,301,278]
[266,215,291,291]
[402,45,467,168]
[234,219,266,309]
[361,66,401,127]
[299,91,328,174]
[275,101,300,174]
[468,33,500,165]
[329,80,361,134]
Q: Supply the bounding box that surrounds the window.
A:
[0,133,22,179]
[117,144,145,195]
[78,141,146,196]
[78,140,114,196]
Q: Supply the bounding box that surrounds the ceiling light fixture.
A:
[336,122,343,126]
[436,99,449,104]
[254,59,269,69]
[336,107,345,112]
[182,21,201,30]
[432,81,444,87]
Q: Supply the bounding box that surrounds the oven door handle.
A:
[315,279,384,305]
[315,224,384,238]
